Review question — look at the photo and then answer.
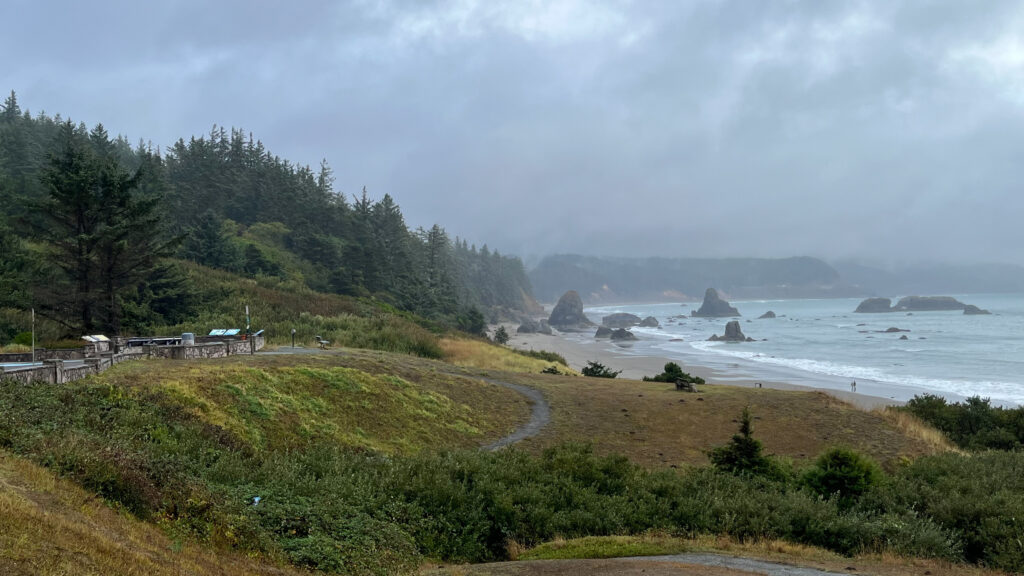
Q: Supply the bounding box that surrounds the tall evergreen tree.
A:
[32,121,178,334]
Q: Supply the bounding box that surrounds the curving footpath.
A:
[478,377,551,451]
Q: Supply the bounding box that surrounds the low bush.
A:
[515,348,568,366]
[901,394,1024,451]
[581,361,621,378]
[802,448,882,509]
[642,362,705,385]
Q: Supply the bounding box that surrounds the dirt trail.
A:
[478,377,550,451]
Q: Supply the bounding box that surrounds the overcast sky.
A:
[5,0,1024,266]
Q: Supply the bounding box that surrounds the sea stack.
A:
[547,290,594,331]
[855,297,893,313]
[692,288,740,317]
[758,311,776,319]
[602,313,641,328]
[893,296,967,312]
[610,328,637,341]
[708,320,753,342]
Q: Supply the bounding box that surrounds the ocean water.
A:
[584,294,1024,406]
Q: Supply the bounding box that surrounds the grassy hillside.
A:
[0,450,302,576]
[155,262,446,357]
[490,373,950,468]
[91,353,530,454]
[4,341,1021,574]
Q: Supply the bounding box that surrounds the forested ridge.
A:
[0,91,537,340]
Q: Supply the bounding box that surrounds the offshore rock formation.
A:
[758,311,776,319]
[602,313,641,328]
[708,320,754,342]
[595,326,613,338]
[893,296,966,312]
[854,297,893,313]
[610,328,637,341]
[963,304,992,315]
[547,290,593,331]
[639,316,660,327]
[856,295,984,314]
[692,288,740,317]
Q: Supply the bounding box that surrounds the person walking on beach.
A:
[851,380,857,393]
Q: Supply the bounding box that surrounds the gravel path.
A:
[628,553,852,575]
[424,553,859,576]
[479,377,551,451]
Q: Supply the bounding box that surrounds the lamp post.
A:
[291,328,296,348]
[31,308,35,364]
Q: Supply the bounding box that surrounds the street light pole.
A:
[31,308,35,363]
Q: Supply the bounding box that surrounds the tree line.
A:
[0,91,537,340]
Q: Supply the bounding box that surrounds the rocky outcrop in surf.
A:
[610,328,637,341]
[758,311,776,319]
[639,316,660,327]
[708,320,753,342]
[602,313,640,328]
[692,288,740,317]
[547,290,593,331]
[893,296,967,311]
[855,295,987,314]
[963,304,992,315]
[855,297,893,313]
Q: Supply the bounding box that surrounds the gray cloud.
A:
[4,0,1023,265]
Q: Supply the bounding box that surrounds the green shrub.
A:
[802,448,882,509]
[581,361,621,378]
[516,348,568,366]
[861,451,1024,572]
[492,326,510,345]
[901,394,1024,451]
[642,362,705,385]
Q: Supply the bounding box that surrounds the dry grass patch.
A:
[506,375,950,468]
[875,407,962,454]
[0,450,300,576]
[441,338,577,375]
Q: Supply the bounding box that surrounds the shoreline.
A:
[502,324,898,411]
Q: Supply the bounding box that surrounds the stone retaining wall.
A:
[1,335,265,385]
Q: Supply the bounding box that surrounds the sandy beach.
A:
[500,323,897,411]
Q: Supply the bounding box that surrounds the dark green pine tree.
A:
[181,210,239,270]
[33,121,178,334]
[95,145,181,334]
